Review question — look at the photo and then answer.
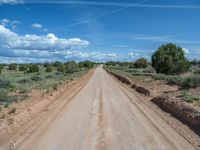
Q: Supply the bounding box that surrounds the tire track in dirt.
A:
[96,85,106,150]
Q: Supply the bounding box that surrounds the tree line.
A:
[0,60,95,74]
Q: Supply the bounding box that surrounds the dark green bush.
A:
[134,58,148,68]
[9,63,17,70]
[46,67,52,72]
[44,62,51,68]
[152,43,189,74]
[53,61,62,67]
[31,76,42,81]
[46,75,54,79]
[17,78,30,84]
[57,64,65,73]
[182,76,200,88]
[0,79,11,88]
[65,61,78,73]
[0,65,3,73]
[28,64,39,73]
[19,64,28,71]
[153,74,200,88]
[79,60,94,68]
[0,89,17,103]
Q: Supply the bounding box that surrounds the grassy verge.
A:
[105,64,200,89]
[0,63,93,105]
[153,74,200,88]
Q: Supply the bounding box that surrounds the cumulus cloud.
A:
[0,25,89,51]
[0,25,118,63]
[1,18,20,29]
[0,0,23,4]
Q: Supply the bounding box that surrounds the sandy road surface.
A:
[1,66,195,150]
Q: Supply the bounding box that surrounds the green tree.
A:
[46,67,52,72]
[65,61,78,73]
[19,64,28,71]
[57,64,65,73]
[134,58,148,68]
[43,62,51,68]
[53,61,62,67]
[152,43,189,74]
[9,63,17,70]
[28,64,39,73]
[79,60,94,68]
[0,65,3,73]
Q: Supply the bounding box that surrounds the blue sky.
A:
[0,0,200,63]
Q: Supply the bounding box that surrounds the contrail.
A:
[24,0,200,9]
[48,0,147,30]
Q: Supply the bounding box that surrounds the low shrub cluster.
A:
[177,91,199,103]
[28,64,39,73]
[0,65,3,73]
[134,58,148,68]
[153,74,200,88]
[19,64,28,71]
[79,60,94,68]
[9,63,17,70]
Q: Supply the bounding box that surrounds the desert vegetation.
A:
[104,43,200,106]
[0,60,95,107]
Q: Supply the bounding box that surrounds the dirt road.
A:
[1,66,195,150]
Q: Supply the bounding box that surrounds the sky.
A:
[0,0,200,63]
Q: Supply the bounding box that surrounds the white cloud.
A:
[183,48,189,54]
[128,52,134,57]
[31,23,43,29]
[0,25,89,51]
[0,0,23,4]
[31,23,48,32]
[1,18,20,29]
[0,25,119,63]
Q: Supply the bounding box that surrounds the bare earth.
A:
[0,66,196,150]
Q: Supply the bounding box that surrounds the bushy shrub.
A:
[143,68,156,74]
[19,88,30,94]
[19,64,28,71]
[153,74,200,88]
[28,64,39,73]
[31,76,42,81]
[46,75,54,79]
[178,91,199,103]
[53,61,62,67]
[182,76,200,88]
[65,61,78,73]
[152,43,189,74]
[0,89,17,103]
[8,107,16,114]
[194,69,200,75]
[57,64,65,73]
[105,61,117,66]
[0,65,3,73]
[52,83,58,90]
[44,62,51,68]
[79,60,94,68]
[46,67,52,72]
[9,63,17,70]
[0,79,11,88]
[17,78,30,84]
[134,58,148,68]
